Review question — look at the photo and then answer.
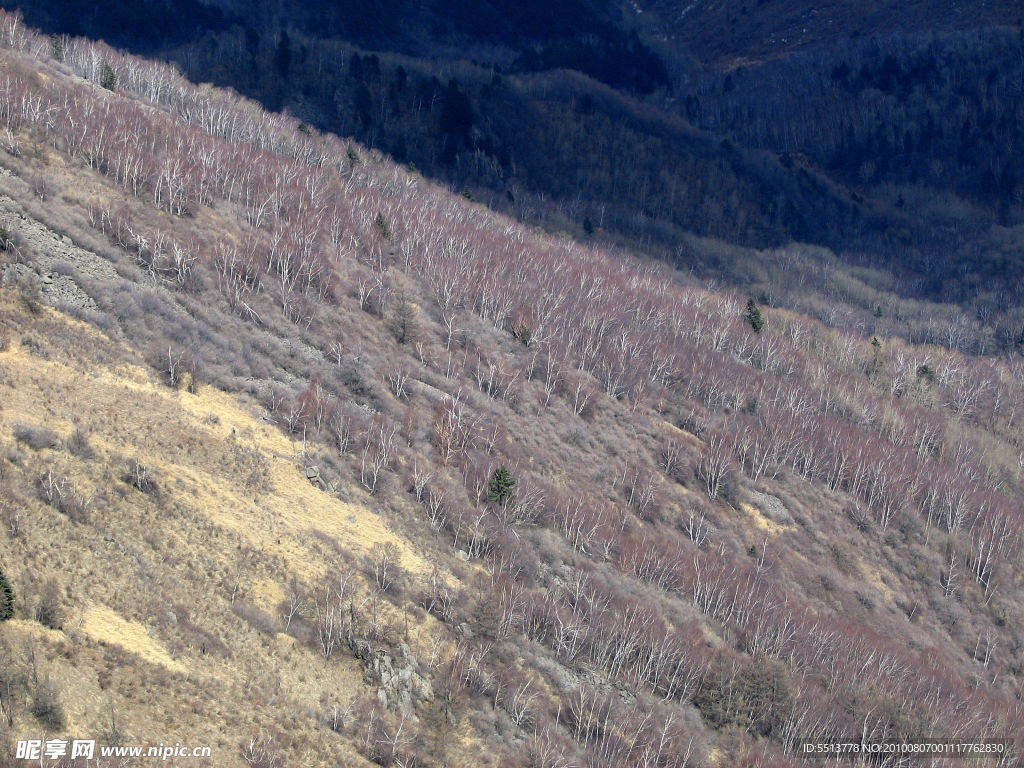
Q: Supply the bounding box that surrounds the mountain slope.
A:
[0,296,422,767]
[1,14,1023,767]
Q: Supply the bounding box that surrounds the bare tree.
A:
[367,542,402,593]
[281,576,305,632]
[698,430,733,501]
[360,414,398,492]
[312,570,355,659]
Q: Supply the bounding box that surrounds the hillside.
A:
[11,0,1024,334]
[1,12,1024,767]
[0,294,423,767]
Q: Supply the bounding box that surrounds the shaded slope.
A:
[633,0,1022,65]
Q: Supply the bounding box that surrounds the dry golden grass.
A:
[78,604,187,672]
[0,317,425,575]
[0,295,443,766]
[739,502,790,535]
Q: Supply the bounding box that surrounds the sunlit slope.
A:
[0,297,436,767]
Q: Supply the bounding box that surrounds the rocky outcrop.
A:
[1,193,118,311]
[351,640,433,715]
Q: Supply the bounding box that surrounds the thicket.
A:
[16,0,1024,334]
[160,16,1024,326]
[175,29,866,252]
[0,12,1022,765]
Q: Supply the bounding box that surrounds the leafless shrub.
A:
[524,725,575,768]
[677,406,711,439]
[123,458,158,496]
[660,437,685,476]
[30,673,64,729]
[50,260,76,277]
[385,360,412,399]
[312,570,355,659]
[241,733,285,768]
[0,637,23,729]
[495,668,540,728]
[328,403,361,456]
[65,426,95,459]
[0,224,20,254]
[320,698,354,733]
[14,423,60,451]
[845,502,872,533]
[0,488,20,538]
[423,486,449,531]
[24,577,64,630]
[57,488,90,523]
[184,352,203,393]
[408,461,433,503]
[158,344,186,389]
[359,414,398,493]
[352,694,416,767]
[3,127,20,156]
[681,498,712,547]
[419,567,455,623]
[36,471,90,523]
[367,542,403,594]
[27,173,53,201]
[698,431,733,501]
[19,329,46,352]
[279,577,305,633]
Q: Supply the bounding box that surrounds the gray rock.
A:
[357,639,433,715]
[748,490,793,525]
[41,274,97,310]
[0,193,120,284]
[350,639,372,659]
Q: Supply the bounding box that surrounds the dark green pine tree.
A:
[743,298,764,334]
[375,212,391,242]
[100,63,117,91]
[0,566,14,620]
[487,466,515,506]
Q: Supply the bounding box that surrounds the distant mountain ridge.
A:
[632,0,1023,65]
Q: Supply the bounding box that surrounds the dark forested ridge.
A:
[10,0,1024,333]
[631,0,1022,65]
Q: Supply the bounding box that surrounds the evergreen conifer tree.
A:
[488,466,515,506]
[100,63,117,91]
[375,212,391,241]
[0,566,14,620]
[743,298,764,334]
